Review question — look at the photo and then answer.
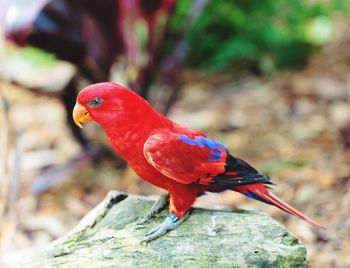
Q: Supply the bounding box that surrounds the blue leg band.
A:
[167,213,178,223]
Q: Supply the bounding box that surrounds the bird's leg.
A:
[139,193,169,224]
[140,185,200,243]
[141,211,190,243]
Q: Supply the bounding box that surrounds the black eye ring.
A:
[89,98,103,108]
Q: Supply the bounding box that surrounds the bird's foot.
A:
[138,194,169,224]
[141,212,190,243]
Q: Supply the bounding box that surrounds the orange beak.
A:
[72,102,93,128]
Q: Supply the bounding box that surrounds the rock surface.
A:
[28,191,307,268]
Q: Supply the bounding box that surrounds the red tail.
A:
[239,184,324,229]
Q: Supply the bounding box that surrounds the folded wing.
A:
[144,132,270,186]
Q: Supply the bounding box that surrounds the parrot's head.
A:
[72,82,154,129]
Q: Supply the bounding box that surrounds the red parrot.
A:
[72,82,323,242]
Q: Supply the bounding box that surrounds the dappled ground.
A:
[1,21,350,268]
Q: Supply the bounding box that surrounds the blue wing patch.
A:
[178,135,227,162]
[208,149,223,161]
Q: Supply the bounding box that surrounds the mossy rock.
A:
[28,191,307,268]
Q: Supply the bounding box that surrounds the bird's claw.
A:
[138,194,169,225]
[141,212,190,243]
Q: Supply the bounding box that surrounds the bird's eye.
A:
[88,98,103,108]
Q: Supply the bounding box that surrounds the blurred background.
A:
[0,0,350,267]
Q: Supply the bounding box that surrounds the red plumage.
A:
[73,82,323,228]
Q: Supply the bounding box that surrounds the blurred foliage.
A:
[259,159,308,174]
[12,47,56,67]
[168,0,350,74]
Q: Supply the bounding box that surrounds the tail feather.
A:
[242,184,324,229]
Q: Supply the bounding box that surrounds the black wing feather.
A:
[212,154,272,186]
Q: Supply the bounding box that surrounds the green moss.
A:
[29,194,308,268]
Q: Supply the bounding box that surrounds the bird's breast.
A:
[107,135,170,190]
